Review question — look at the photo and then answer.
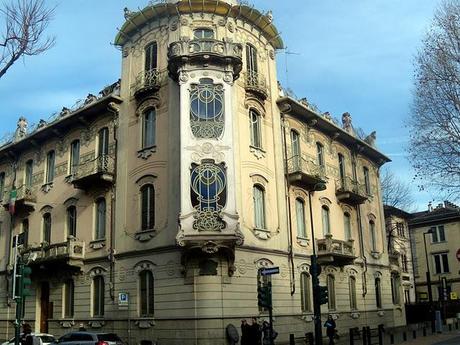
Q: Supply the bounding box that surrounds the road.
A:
[434,335,460,345]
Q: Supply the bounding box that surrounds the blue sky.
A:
[0,0,442,211]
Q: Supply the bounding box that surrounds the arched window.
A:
[249,109,262,149]
[363,167,370,194]
[69,140,80,175]
[349,276,357,310]
[95,198,106,240]
[141,184,155,231]
[42,213,51,243]
[63,279,74,318]
[193,28,214,39]
[92,276,104,317]
[344,212,351,240]
[46,150,55,183]
[322,206,330,236]
[300,272,311,312]
[190,78,224,139]
[142,109,156,149]
[327,274,336,310]
[295,198,307,238]
[145,42,158,71]
[375,277,382,308]
[253,185,266,229]
[139,270,154,317]
[291,130,301,169]
[66,206,77,238]
[25,160,33,188]
[316,142,324,167]
[370,220,377,252]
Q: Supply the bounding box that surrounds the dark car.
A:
[55,332,125,345]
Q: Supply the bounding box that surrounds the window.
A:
[363,167,370,194]
[45,150,55,183]
[321,206,330,236]
[391,274,400,305]
[249,110,262,149]
[22,219,29,247]
[25,160,33,188]
[142,109,156,149]
[139,270,154,316]
[145,42,158,71]
[92,276,104,317]
[67,206,77,238]
[327,275,336,310]
[42,213,51,243]
[433,253,449,274]
[300,273,311,312]
[431,225,446,243]
[338,153,345,184]
[375,278,382,308]
[141,184,155,231]
[253,185,266,229]
[246,44,258,73]
[401,254,408,273]
[95,198,106,240]
[370,220,377,252]
[193,28,214,39]
[257,269,271,312]
[191,162,227,213]
[69,140,80,175]
[316,142,324,167]
[295,198,307,238]
[63,280,74,318]
[98,128,109,157]
[291,130,300,169]
[344,212,351,240]
[396,222,405,237]
[190,79,224,139]
[0,172,4,200]
[349,276,357,310]
[404,290,411,304]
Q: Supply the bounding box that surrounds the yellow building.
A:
[0,1,406,344]
[409,202,460,303]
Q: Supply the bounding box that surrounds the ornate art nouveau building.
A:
[0,0,406,344]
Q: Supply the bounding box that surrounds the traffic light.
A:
[257,284,272,308]
[21,265,32,297]
[318,285,328,305]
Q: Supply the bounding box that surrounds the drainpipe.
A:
[281,113,296,296]
[5,158,17,305]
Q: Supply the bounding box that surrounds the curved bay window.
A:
[141,184,155,231]
[142,109,156,149]
[139,270,154,317]
[190,78,224,139]
[190,161,227,231]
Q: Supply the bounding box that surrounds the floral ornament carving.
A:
[186,142,229,164]
[88,266,107,278]
[134,260,156,274]
[170,21,178,31]
[193,210,225,232]
[255,258,274,269]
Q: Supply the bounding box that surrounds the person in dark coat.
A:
[324,315,337,345]
[20,323,33,345]
[262,320,278,345]
[249,317,262,345]
[241,319,250,345]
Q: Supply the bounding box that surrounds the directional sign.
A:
[118,292,129,310]
[260,267,280,276]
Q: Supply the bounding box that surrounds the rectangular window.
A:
[142,109,156,149]
[396,222,405,237]
[322,206,330,236]
[0,172,4,200]
[43,213,51,243]
[370,221,377,252]
[375,278,382,309]
[25,160,33,188]
[93,276,104,317]
[67,206,77,238]
[249,110,262,149]
[291,130,300,169]
[95,198,106,240]
[64,280,74,318]
[431,225,445,243]
[349,277,357,310]
[344,213,352,240]
[338,154,345,185]
[257,271,271,313]
[327,275,336,310]
[145,42,158,71]
[46,151,55,183]
[316,143,324,167]
[246,44,258,73]
[69,140,80,175]
[300,273,311,312]
[295,199,306,238]
[140,271,154,316]
[253,186,266,229]
[363,167,370,194]
[433,253,449,274]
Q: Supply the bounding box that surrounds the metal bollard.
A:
[402,331,407,342]
[349,328,355,345]
[390,334,394,344]
[362,327,367,345]
[289,334,295,345]
[412,330,416,339]
[378,325,384,345]
[306,332,314,345]
[423,327,426,337]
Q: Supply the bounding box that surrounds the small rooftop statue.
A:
[84,93,98,106]
[14,116,28,142]
[37,119,47,129]
[323,111,332,121]
[60,107,71,117]
[342,112,354,134]
[266,10,273,23]
[124,7,134,19]
[364,131,376,147]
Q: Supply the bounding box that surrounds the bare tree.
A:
[0,0,55,79]
[408,0,460,198]
[381,168,414,211]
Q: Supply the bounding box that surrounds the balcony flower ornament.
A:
[14,116,28,141]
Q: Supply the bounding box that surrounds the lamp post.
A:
[308,182,327,345]
[423,229,435,333]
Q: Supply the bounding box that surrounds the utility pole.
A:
[12,235,21,345]
[423,230,435,333]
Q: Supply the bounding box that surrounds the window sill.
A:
[301,313,314,322]
[134,229,157,242]
[296,236,309,247]
[253,228,271,240]
[249,145,266,159]
[138,146,157,160]
[349,312,360,319]
[89,239,106,249]
[431,241,447,244]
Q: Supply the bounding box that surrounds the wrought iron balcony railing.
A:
[244,70,268,99]
[22,238,85,267]
[70,154,115,189]
[335,176,368,205]
[168,39,243,80]
[317,235,356,265]
[286,155,326,190]
[131,68,166,98]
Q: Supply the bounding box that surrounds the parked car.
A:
[1,333,55,345]
[54,332,125,345]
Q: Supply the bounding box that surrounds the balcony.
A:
[286,156,326,190]
[70,154,115,190]
[21,238,85,270]
[335,176,368,205]
[316,235,356,266]
[2,185,37,214]
[244,70,268,100]
[168,39,243,80]
[131,68,167,99]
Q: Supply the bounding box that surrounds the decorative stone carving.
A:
[193,210,225,232]
[254,258,274,269]
[37,119,47,129]
[135,319,155,329]
[59,320,75,328]
[124,7,134,19]
[249,146,266,160]
[253,228,271,240]
[88,320,105,328]
[138,147,156,160]
[179,71,189,84]
[364,131,377,147]
[227,22,234,32]
[186,142,229,164]
[170,21,178,31]
[89,240,106,250]
[134,260,156,273]
[41,182,53,193]
[266,10,273,23]
[84,94,98,106]
[269,50,275,60]
[88,266,107,278]
[60,107,71,117]
[180,17,188,26]
[377,310,385,317]
[134,229,157,242]
[323,111,332,121]
[301,314,314,322]
[237,259,247,275]
[350,312,360,319]
[14,116,28,141]
[342,112,353,134]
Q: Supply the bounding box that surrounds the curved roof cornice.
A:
[114,0,283,49]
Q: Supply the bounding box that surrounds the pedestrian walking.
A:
[324,315,337,345]
[262,320,278,345]
[249,317,262,345]
[241,319,250,345]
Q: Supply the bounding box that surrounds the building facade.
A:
[0,1,406,344]
[409,202,460,303]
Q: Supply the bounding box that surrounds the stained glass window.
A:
[190,162,226,212]
[190,79,224,139]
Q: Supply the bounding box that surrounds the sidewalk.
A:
[400,330,460,345]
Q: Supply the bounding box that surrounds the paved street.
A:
[399,331,460,345]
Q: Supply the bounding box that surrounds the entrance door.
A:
[40,282,50,333]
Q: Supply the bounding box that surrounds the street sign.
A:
[456,248,460,262]
[118,292,129,309]
[260,267,280,276]
[450,292,458,300]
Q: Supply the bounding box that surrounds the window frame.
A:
[363,167,371,194]
[253,184,266,230]
[321,205,330,236]
[45,150,55,184]
[63,279,75,318]
[145,42,158,71]
[42,212,52,243]
[370,220,377,252]
[327,274,336,311]
[66,205,77,238]
[431,225,446,243]
[140,184,155,231]
[69,140,80,176]
[316,142,324,167]
[246,43,258,73]
[92,275,105,317]
[98,127,109,157]
[139,270,154,317]
[433,252,450,274]
[95,198,106,240]
[349,276,357,310]
[300,272,311,312]
[193,28,214,39]
[142,108,156,150]
[249,109,262,149]
[25,160,33,188]
[295,198,307,238]
[375,277,382,309]
[344,212,352,241]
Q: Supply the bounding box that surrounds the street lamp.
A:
[423,228,435,333]
[308,182,327,345]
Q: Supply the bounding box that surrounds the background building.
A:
[0,0,405,344]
